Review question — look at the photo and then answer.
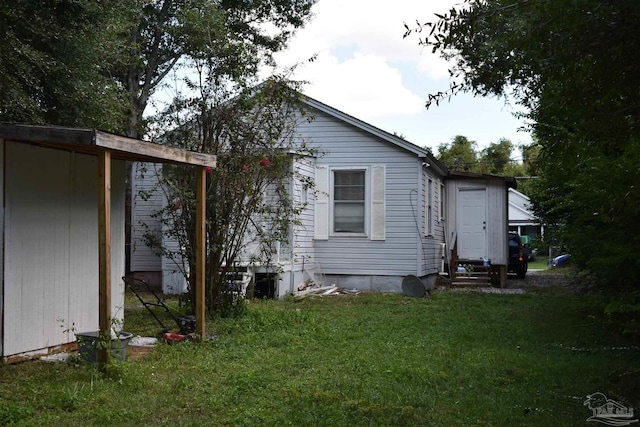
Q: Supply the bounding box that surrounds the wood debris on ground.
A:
[293,282,360,300]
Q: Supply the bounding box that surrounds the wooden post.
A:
[98,149,112,371]
[195,166,206,338]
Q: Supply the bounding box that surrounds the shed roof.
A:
[446,171,517,188]
[0,124,216,167]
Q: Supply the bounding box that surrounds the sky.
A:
[263,0,532,154]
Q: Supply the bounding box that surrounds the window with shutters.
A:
[314,165,384,241]
[333,170,365,233]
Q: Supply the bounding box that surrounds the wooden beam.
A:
[195,166,207,338]
[0,125,216,167]
[98,149,112,371]
[95,132,216,167]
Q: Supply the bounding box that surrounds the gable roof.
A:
[509,187,536,221]
[301,95,448,176]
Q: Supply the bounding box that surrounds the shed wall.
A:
[445,178,508,265]
[2,142,125,357]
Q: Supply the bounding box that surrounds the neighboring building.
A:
[131,94,515,295]
[0,124,214,363]
[445,172,515,280]
[508,187,544,239]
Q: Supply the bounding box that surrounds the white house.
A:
[130,94,515,295]
[508,187,543,238]
[0,124,215,364]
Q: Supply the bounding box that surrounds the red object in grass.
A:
[163,332,186,342]
[259,158,271,167]
[242,164,250,172]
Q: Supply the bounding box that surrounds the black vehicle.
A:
[508,232,528,279]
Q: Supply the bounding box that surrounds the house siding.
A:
[128,96,459,295]
[286,156,316,290]
[298,110,426,278]
[2,142,125,357]
[130,162,163,272]
[420,168,446,275]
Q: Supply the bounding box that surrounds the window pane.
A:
[334,170,365,233]
[334,202,365,233]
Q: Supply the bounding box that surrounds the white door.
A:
[458,189,486,259]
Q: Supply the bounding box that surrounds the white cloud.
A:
[283,0,457,73]
[298,52,424,119]
[263,0,532,146]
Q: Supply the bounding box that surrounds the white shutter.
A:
[314,166,329,240]
[370,165,385,240]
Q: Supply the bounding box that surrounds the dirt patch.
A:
[127,345,155,362]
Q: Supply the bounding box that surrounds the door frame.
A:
[457,187,488,259]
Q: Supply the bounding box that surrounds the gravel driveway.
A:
[508,269,577,289]
[439,269,578,295]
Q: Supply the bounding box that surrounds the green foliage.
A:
[437,135,478,171]
[480,138,513,175]
[437,135,528,183]
[112,0,316,137]
[1,0,315,137]
[0,0,128,130]
[0,401,32,425]
[410,0,640,294]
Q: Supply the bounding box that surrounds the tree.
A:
[437,135,527,179]
[1,0,316,138]
[408,0,640,290]
[113,0,316,138]
[479,138,513,175]
[0,1,127,131]
[143,75,315,316]
[437,135,478,172]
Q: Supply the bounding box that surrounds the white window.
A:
[426,178,433,236]
[440,183,445,222]
[333,170,365,233]
[314,165,385,241]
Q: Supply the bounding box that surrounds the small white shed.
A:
[444,172,516,286]
[0,124,215,367]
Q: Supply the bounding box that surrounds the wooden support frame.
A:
[98,149,112,371]
[0,125,216,364]
[195,167,207,338]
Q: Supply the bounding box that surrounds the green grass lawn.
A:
[1,286,639,426]
[528,257,549,270]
